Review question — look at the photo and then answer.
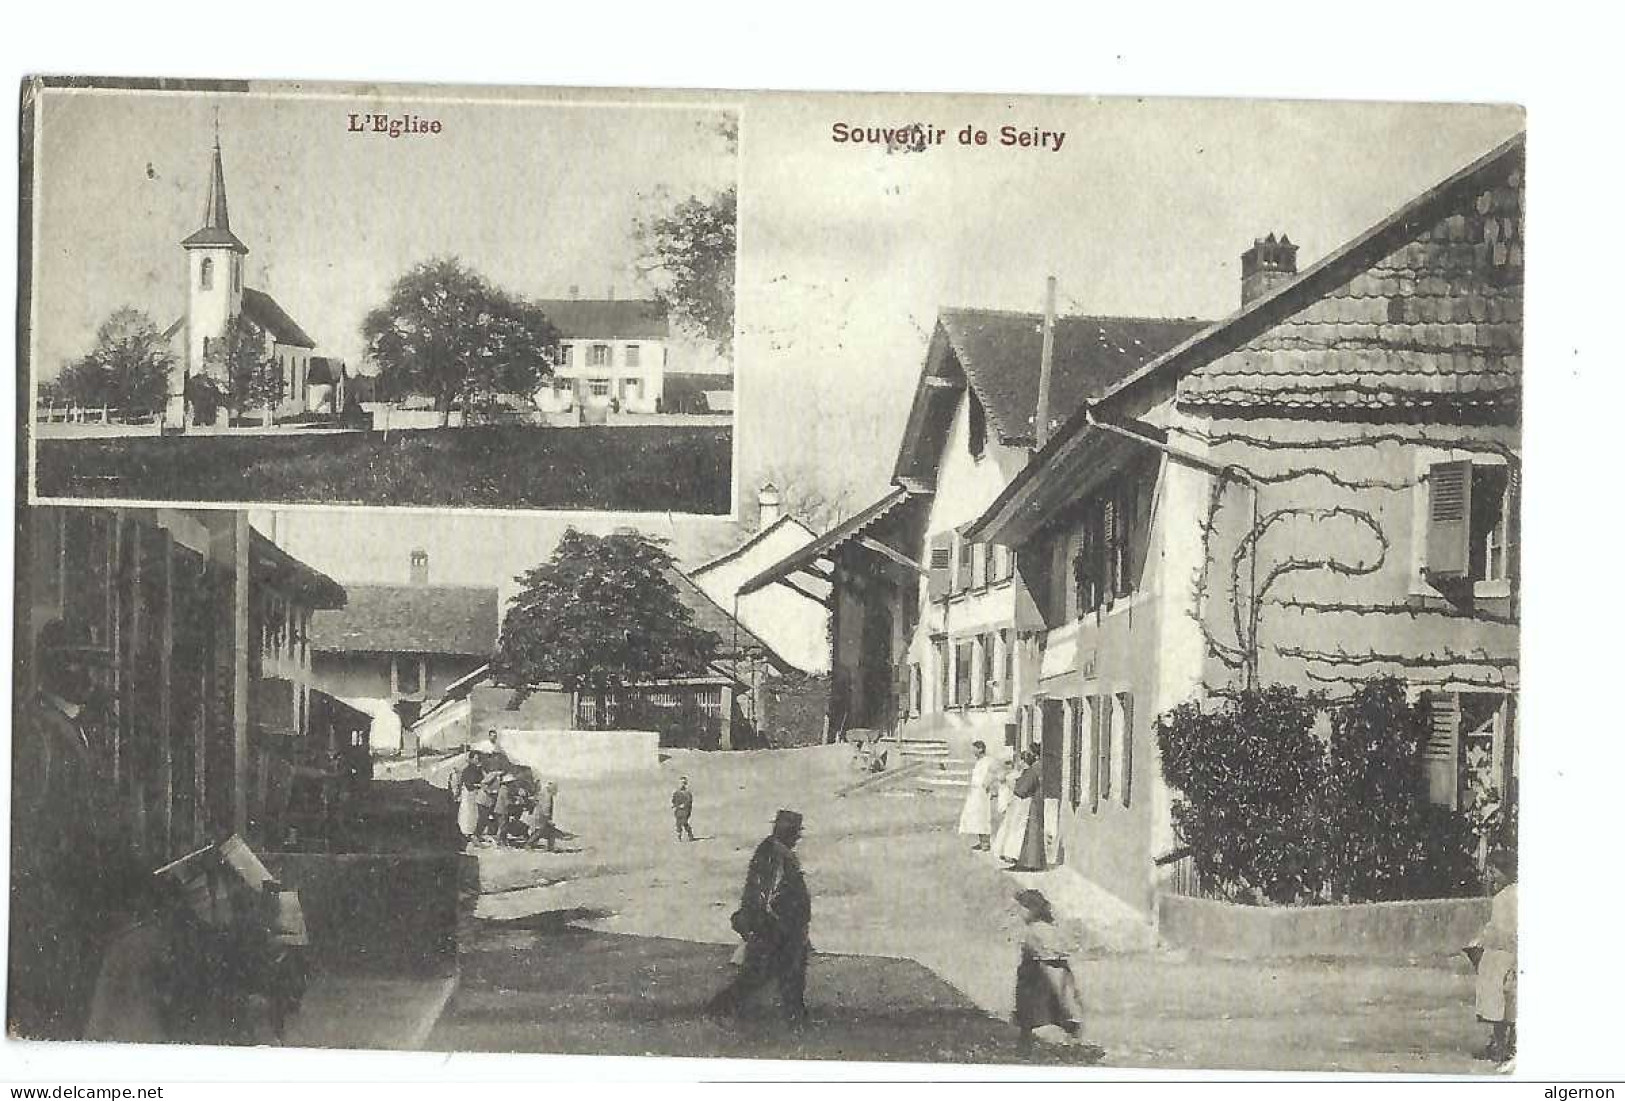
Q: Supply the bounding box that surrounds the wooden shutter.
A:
[1067,699,1084,807]
[927,533,953,598]
[1426,460,1474,580]
[1099,694,1114,802]
[1423,690,1461,808]
[1088,696,1102,813]
[1119,692,1135,808]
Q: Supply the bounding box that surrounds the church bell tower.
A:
[169,124,249,428]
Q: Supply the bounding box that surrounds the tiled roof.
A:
[940,309,1210,444]
[1178,167,1523,411]
[309,583,500,657]
[535,299,669,341]
[242,288,316,348]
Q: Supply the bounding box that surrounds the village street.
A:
[422,746,1494,1072]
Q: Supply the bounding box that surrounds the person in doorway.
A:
[1012,888,1086,1053]
[672,776,696,841]
[706,809,812,1025]
[994,748,1046,871]
[1467,850,1517,1063]
[958,741,1000,851]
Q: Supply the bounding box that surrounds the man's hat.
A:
[773,809,804,832]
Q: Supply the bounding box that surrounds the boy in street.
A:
[672,776,696,841]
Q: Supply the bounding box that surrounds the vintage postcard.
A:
[12,78,1525,1076]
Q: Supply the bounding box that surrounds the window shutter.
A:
[927,533,953,598]
[1423,690,1461,808]
[1100,694,1114,802]
[1088,696,1102,813]
[1119,692,1134,808]
[1426,460,1474,580]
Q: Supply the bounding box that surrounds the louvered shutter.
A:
[1119,692,1134,808]
[1089,696,1102,813]
[1099,694,1114,802]
[1426,460,1474,580]
[1102,497,1119,601]
[927,533,953,599]
[1423,690,1461,808]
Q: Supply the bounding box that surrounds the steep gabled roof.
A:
[310,583,500,657]
[535,299,669,341]
[180,140,248,254]
[665,566,793,673]
[306,357,339,386]
[241,287,316,348]
[892,308,1207,484]
[690,514,820,578]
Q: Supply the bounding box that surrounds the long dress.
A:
[1472,882,1517,1023]
[1014,918,1085,1033]
[457,784,480,838]
[995,764,1041,863]
[957,757,997,836]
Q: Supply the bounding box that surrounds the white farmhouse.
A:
[533,298,670,417]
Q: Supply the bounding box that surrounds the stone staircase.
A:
[892,736,973,794]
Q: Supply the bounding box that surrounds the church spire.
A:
[181,121,248,254]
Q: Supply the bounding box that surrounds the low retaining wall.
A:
[495,728,661,778]
[1157,893,1493,959]
[265,852,469,977]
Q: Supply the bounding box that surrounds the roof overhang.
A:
[249,530,347,609]
[965,415,1167,547]
[738,486,926,601]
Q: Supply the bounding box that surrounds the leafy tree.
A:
[362,257,559,427]
[634,187,736,352]
[53,307,173,416]
[204,314,282,421]
[496,528,722,724]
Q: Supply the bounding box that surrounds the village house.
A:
[965,134,1524,913]
[19,505,351,862]
[740,306,1207,746]
[308,548,500,753]
[533,296,671,417]
[162,132,323,428]
[689,484,830,674]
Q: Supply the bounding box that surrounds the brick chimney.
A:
[1240,233,1298,307]
[757,483,782,531]
[409,547,429,586]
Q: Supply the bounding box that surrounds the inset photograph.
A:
[24,84,738,514]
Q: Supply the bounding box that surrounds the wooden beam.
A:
[800,561,834,584]
[854,535,927,576]
[775,575,833,609]
[159,527,175,860]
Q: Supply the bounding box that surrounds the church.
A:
[161,131,332,429]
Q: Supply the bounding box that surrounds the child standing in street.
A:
[671,776,696,841]
[1012,888,1086,1053]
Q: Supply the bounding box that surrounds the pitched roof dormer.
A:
[180,135,249,254]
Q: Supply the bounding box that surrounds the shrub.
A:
[1157,678,1487,905]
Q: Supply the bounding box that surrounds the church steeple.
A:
[181,126,248,254]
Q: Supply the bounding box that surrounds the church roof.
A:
[534,299,669,341]
[242,288,316,348]
[180,140,248,254]
[306,357,340,385]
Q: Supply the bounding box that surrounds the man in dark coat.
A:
[671,776,695,842]
[706,809,811,1023]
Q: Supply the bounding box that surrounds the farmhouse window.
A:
[588,378,611,398]
[557,342,572,365]
[927,533,954,599]
[1427,459,1514,585]
[625,344,641,368]
[1116,692,1134,808]
[1423,690,1515,812]
[588,344,611,367]
[957,536,975,594]
[1094,693,1114,809]
[954,641,974,708]
[1067,697,1085,808]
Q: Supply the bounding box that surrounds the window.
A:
[1116,692,1134,807]
[1093,694,1114,809]
[1071,466,1146,617]
[588,378,611,398]
[957,536,975,594]
[624,344,641,369]
[934,637,949,712]
[1423,690,1515,811]
[232,258,241,292]
[1067,698,1085,807]
[199,257,214,290]
[622,378,641,400]
[1426,459,1514,586]
[954,641,974,707]
[588,344,611,367]
[927,533,953,600]
[968,392,987,459]
[979,633,996,705]
[1000,629,1013,703]
[557,342,572,366]
[989,544,1007,584]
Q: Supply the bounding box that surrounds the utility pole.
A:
[1034,276,1057,448]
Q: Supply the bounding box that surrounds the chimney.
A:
[757,483,783,531]
[409,547,429,586]
[1240,233,1298,307]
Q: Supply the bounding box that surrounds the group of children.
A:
[453,749,571,851]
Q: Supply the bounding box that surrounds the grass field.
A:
[34,424,733,512]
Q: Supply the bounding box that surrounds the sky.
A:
[35,85,1523,595]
